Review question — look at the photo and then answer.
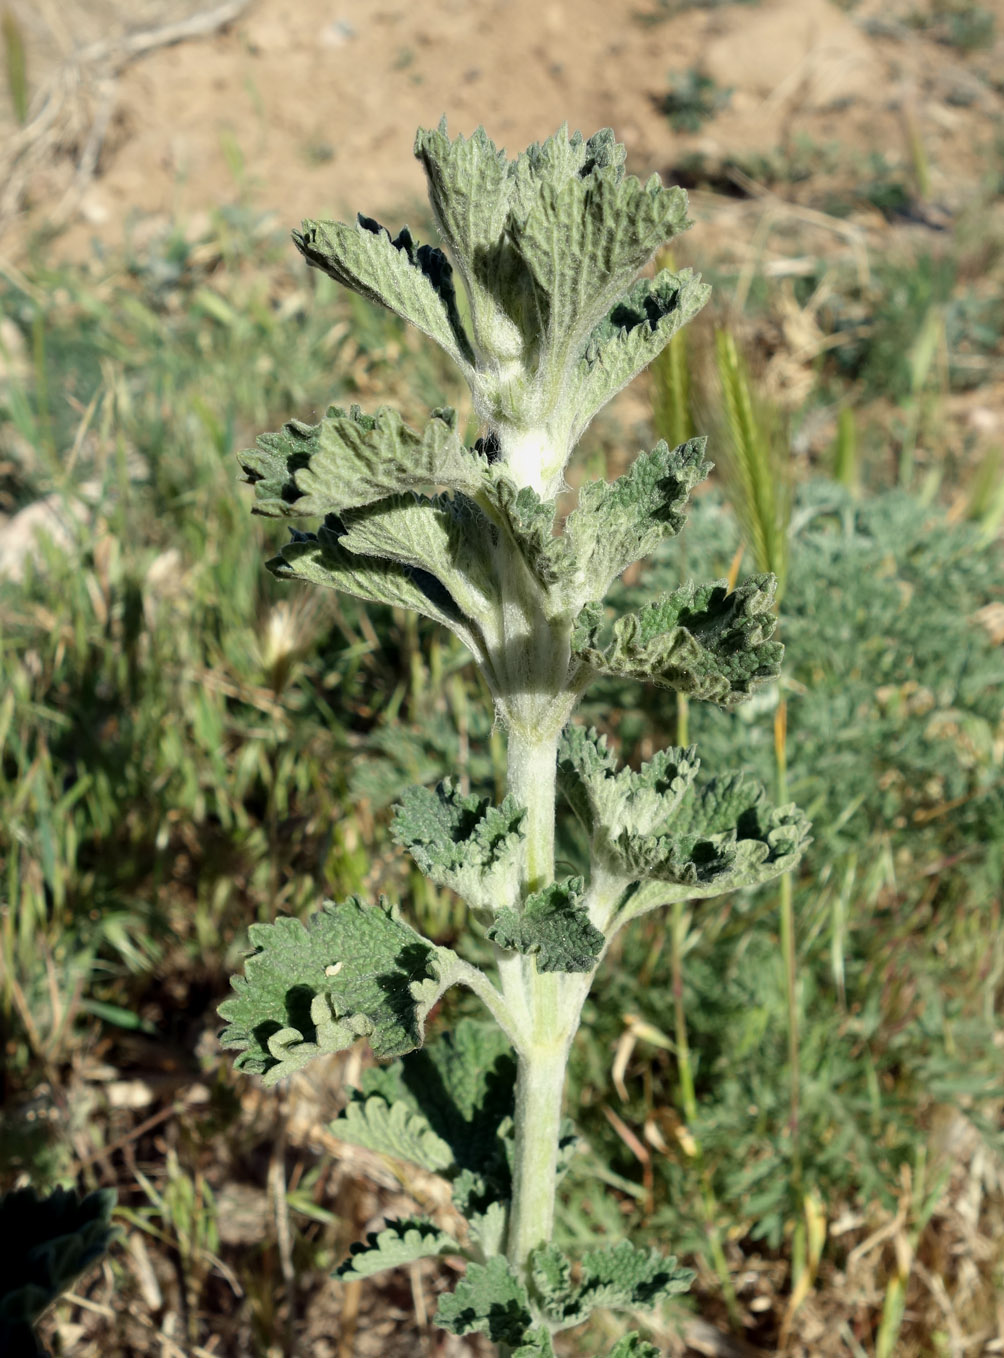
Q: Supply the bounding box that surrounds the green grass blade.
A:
[2,7,28,125]
[712,328,790,600]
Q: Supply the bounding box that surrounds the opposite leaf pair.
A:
[241,404,783,716]
[299,122,707,497]
[218,733,809,1082]
[329,1021,690,1350]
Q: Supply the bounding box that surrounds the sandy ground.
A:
[1,0,1001,261]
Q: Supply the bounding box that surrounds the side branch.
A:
[450,956,528,1049]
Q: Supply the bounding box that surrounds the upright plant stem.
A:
[506,724,558,896]
[500,721,580,1279]
[507,1034,569,1273]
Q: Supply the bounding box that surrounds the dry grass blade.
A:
[0,0,252,234]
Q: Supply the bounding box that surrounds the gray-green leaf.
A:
[570,269,710,446]
[413,121,526,365]
[330,1096,454,1173]
[338,492,499,627]
[414,121,513,280]
[434,1256,533,1346]
[562,438,710,605]
[239,404,479,519]
[218,898,464,1085]
[558,725,700,840]
[573,574,783,707]
[486,475,566,589]
[465,1199,508,1261]
[531,1241,693,1329]
[508,169,691,377]
[512,1329,557,1358]
[392,781,526,915]
[607,1335,662,1358]
[558,729,809,902]
[267,520,469,636]
[335,1217,460,1281]
[620,774,810,905]
[412,122,705,488]
[331,1019,516,1184]
[0,1186,117,1345]
[294,216,475,371]
[487,878,603,973]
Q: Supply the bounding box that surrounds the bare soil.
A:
[5,0,1002,441]
[1,0,1001,260]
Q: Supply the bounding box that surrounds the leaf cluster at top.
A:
[229,122,775,718]
[292,120,710,490]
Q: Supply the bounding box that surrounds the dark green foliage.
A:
[942,5,995,50]
[859,152,915,222]
[2,104,1000,1356]
[349,692,499,810]
[0,214,413,1115]
[572,573,782,706]
[660,70,732,132]
[636,0,759,21]
[810,253,1001,397]
[531,1240,693,1328]
[332,1019,517,1191]
[906,2,996,50]
[487,878,604,972]
[0,1187,116,1356]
